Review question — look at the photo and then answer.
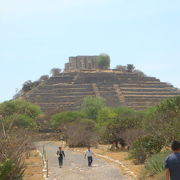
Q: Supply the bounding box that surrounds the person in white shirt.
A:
[84,146,94,167]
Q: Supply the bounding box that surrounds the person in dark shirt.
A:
[165,141,180,180]
[57,147,65,168]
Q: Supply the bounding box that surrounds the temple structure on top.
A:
[65,56,99,72]
[24,55,180,113]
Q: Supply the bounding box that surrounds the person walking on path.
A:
[165,141,180,180]
[57,147,65,168]
[84,146,94,167]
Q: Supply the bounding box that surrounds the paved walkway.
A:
[36,142,132,180]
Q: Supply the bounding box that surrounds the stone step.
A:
[122,92,179,95]
[120,87,176,91]
[29,91,95,96]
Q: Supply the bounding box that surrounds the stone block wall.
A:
[26,71,180,112]
[65,56,99,71]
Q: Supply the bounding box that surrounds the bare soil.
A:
[23,150,43,180]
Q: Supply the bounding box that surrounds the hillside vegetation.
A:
[0,100,42,180]
[0,95,179,179]
[50,95,180,179]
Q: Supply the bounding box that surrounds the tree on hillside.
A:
[126,64,135,72]
[144,96,180,144]
[0,100,41,130]
[116,65,127,72]
[96,54,110,69]
[81,96,106,120]
[22,80,40,93]
[50,111,86,129]
[104,106,143,149]
[134,69,146,79]
[50,68,61,77]
[97,107,117,125]
[50,111,98,147]
[39,75,49,81]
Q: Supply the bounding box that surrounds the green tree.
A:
[104,107,143,148]
[81,96,106,119]
[144,96,180,144]
[50,111,86,129]
[50,68,61,77]
[96,53,110,69]
[0,100,41,129]
[97,107,117,125]
[39,75,49,81]
[116,65,127,72]
[22,80,40,93]
[126,64,135,72]
[130,135,165,164]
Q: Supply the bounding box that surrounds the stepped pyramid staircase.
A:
[25,71,180,112]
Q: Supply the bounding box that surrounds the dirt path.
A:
[36,142,132,180]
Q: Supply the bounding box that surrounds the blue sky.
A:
[0,0,180,102]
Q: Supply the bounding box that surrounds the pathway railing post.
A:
[46,159,49,178]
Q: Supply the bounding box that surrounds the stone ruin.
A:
[65,56,102,72]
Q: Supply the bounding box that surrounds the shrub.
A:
[65,119,98,147]
[0,160,16,180]
[126,64,135,72]
[130,135,165,164]
[22,80,40,93]
[0,159,24,180]
[144,96,180,144]
[0,130,31,180]
[14,114,37,128]
[81,96,106,120]
[140,151,170,180]
[145,151,170,175]
[102,106,143,149]
[96,53,110,69]
[50,111,86,129]
[50,68,61,77]
[0,100,41,118]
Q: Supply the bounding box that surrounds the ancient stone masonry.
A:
[65,56,99,72]
[26,71,180,112]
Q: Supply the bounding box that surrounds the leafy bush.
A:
[81,96,106,119]
[96,53,110,69]
[14,114,37,128]
[145,151,170,175]
[144,96,180,144]
[65,119,98,147]
[102,106,143,148]
[0,160,15,180]
[50,111,86,129]
[50,68,61,77]
[0,100,41,130]
[0,159,24,180]
[0,100,41,118]
[126,64,135,72]
[97,107,117,125]
[22,80,40,93]
[0,130,31,180]
[130,135,165,164]
[140,151,170,180]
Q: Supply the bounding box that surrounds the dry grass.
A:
[23,150,43,180]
